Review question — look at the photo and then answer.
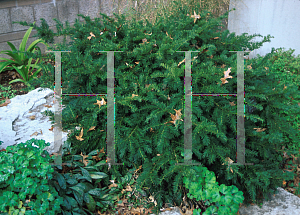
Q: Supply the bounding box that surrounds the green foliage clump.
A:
[183,165,244,215]
[260,47,300,152]
[0,139,63,215]
[13,0,300,213]
[47,142,119,214]
[47,141,160,214]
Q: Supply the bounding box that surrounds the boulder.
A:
[0,87,80,155]
[149,187,300,214]
[238,187,300,215]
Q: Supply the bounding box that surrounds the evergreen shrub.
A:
[257,47,300,152]
[14,0,300,213]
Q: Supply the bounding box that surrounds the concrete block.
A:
[40,0,53,3]
[0,0,16,9]
[11,6,35,31]
[100,0,120,18]
[78,0,101,22]
[33,2,58,27]
[0,9,12,34]
[17,0,41,7]
[56,0,79,26]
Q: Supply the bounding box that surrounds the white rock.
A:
[0,87,80,155]
[238,187,300,215]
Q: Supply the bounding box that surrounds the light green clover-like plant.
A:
[183,165,244,215]
[0,139,63,214]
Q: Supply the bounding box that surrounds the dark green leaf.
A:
[79,166,92,183]
[73,190,84,206]
[55,172,67,189]
[66,178,78,185]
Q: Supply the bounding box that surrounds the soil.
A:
[0,53,76,105]
[0,54,56,101]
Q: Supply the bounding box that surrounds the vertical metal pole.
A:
[46,50,71,167]
[230,51,253,166]
[99,51,124,168]
[175,51,201,166]
[175,50,254,167]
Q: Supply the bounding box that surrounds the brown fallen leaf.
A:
[93,98,106,109]
[28,115,36,120]
[44,104,52,108]
[88,126,96,131]
[253,128,267,132]
[229,101,236,106]
[30,129,43,137]
[75,127,84,141]
[164,109,184,125]
[220,67,233,85]
[0,97,11,107]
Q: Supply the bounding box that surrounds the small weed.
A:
[0,85,17,105]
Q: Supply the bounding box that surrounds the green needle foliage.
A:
[13,0,300,213]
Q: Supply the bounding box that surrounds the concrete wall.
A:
[0,0,231,60]
[0,0,168,59]
[228,0,300,60]
[5,0,297,62]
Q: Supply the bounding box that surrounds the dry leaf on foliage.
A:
[283,84,287,90]
[92,149,104,162]
[220,67,233,85]
[93,98,106,109]
[108,180,118,189]
[88,126,96,131]
[265,67,269,75]
[75,127,84,141]
[144,30,152,35]
[148,195,158,206]
[87,32,96,40]
[190,11,201,23]
[224,67,233,79]
[166,31,173,40]
[164,109,183,125]
[221,157,234,173]
[282,180,287,186]
[145,84,154,91]
[125,62,136,69]
[142,38,149,44]
[253,128,267,132]
[79,152,90,166]
[177,56,198,67]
